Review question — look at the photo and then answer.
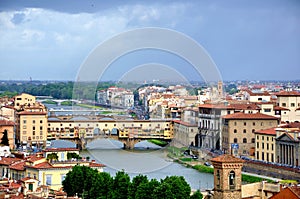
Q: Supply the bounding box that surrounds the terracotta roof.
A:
[26,155,45,163]
[211,154,244,163]
[89,162,106,168]
[222,112,279,120]
[0,120,15,126]
[274,106,290,111]
[199,103,260,110]
[0,157,22,166]
[9,160,26,171]
[275,91,300,96]
[289,186,300,198]
[43,148,79,152]
[20,177,39,182]
[18,111,47,115]
[255,128,276,135]
[172,120,197,127]
[25,161,53,169]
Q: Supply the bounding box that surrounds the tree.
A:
[46,153,58,161]
[62,165,101,198]
[67,152,81,160]
[161,176,191,199]
[128,174,148,199]
[111,170,130,199]
[0,130,9,146]
[135,179,160,199]
[152,181,174,199]
[190,190,203,199]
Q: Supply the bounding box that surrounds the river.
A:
[45,103,214,190]
[80,139,214,191]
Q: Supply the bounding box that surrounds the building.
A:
[275,123,300,167]
[222,112,279,156]
[255,128,277,162]
[172,120,198,147]
[211,154,244,199]
[16,110,48,147]
[0,120,15,149]
[13,93,36,110]
[197,102,261,152]
[270,186,300,199]
[43,148,80,161]
[275,91,300,122]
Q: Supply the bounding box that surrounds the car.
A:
[204,162,211,167]
[191,155,198,159]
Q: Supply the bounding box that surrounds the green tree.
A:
[128,174,148,199]
[152,181,174,199]
[190,190,203,199]
[46,153,58,161]
[67,152,81,160]
[162,176,191,199]
[111,170,130,199]
[0,130,9,146]
[135,179,160,199]
[62,165,100,198]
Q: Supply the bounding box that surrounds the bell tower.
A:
[211,154,244,199]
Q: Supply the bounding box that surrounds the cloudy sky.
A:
[0,0,299,82]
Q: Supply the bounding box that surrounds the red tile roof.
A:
[211,154,244,163]
[25,161,53,169]
[274,106,290,111]
[9,160,26,171]
[199,103,260,110]
[0,120,15,126]
[222,112,279,120]
[0,157,22,166]
[89,162,106,168]
[26,155,45,163]
[275,91,300,97]
[255,128,276,135]
[18,111,47,115]
[43,148,79,152]
[20,177,39,182]
[173,120,198,127]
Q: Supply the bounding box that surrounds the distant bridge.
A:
[49,128,171,150]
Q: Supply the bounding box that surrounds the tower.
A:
[211,154,244,199]
[217,81,223,98]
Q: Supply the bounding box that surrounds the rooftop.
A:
[211,154,244,163]
[222,112,279,120]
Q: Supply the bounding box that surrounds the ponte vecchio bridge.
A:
[47,115,173,149]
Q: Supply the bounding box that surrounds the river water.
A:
[80,139,214,190]
[45,103,214,190]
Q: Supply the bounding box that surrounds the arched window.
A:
[233,138,238,143]
[243,138,247,143]
[229,171,235,189]
[234,129,237,133]
[243,129,246,133]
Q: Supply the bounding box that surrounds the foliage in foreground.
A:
[63,165,203,199]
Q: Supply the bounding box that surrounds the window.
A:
[28,172,31,177]
[233,138,238,143]
[271,144,274,150]
[33,120,35,124]
[216,170,220,188]
[234,129,237,133]
[253,122,255,126]
[282,103,286,107]
[257,142,259,148]
[252,129,255,133]
[33,126,35,131]
[252,138,255,143]
[267,137,269,141]
[256,151,259,159]
[61,174,66,183]
[264,108,271,112]
[46,174,52,185]
[261,122,264,126]
[244,122,247,126]
[267,143,269,150]
[229,171,235,189]
[40,126,43,130]
[243,129,246,133]
[40,120,43,123]
[262,143,264,149]
[262,152,264,161]
[29,183,33,191]
[234,122,237,126]
[243,138,247,143]
[291,103,295,107]
[23,120,27,124]
[257,135,259,140]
